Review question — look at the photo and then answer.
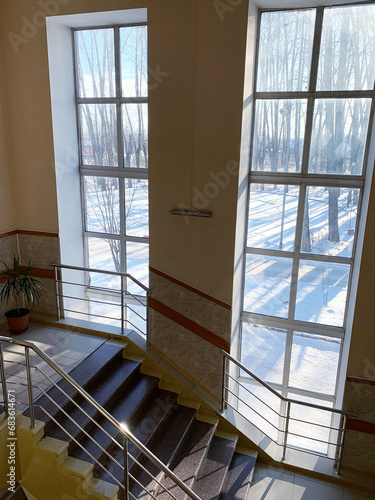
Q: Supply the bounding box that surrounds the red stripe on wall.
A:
[0,230,59,239]
[347,418,375,435]
[149,296,230,352]
[149,267,231,311]
[346,376,375,387]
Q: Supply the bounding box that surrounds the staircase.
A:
[4,341,257,500]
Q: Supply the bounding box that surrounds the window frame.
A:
[72,23,149,296]
[240,4,375,410]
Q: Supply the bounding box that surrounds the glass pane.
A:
[125,179,149,238]
[126,241,149,295]
[295,260,350,326]
[87,237,121,290]
[317,4,375,91]
[289,333,341,395]
[244,255,292,318]
[79,104,118,166]
[308,98,371,176]
[75,29,115,98]
[257,10,315,92]
[247,184,299,251]
[301,186,359,257]
[123,104,148,168]
[84,176,120,234]
[252,100,307,173]
[238,384,281,442]
[120,26,148,97]
[241,323,286,385]
[287,395,333,455]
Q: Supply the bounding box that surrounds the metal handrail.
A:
[221,350,356,474]
[221,350,356,417]
[51,263,151,294]
[0,336,201,500]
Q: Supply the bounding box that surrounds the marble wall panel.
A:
[149,268,232,400]
[150,308,223,400]
[150,269,231,343]
[0,233,18,318]
[342,379,375,473]
[18,233,60,269]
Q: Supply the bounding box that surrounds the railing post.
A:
[0,342,9,418]
[221,354,227,412]
[282,401,291,462]
[146,292,150,350]
[25,347,36,428]
[54,266,61,321]
[120,275,125,335]
[336,414,347,475]
[123,435,129,499]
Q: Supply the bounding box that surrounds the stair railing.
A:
[0,336,202,500]
[221,350,356,475]
[51,263,151,348]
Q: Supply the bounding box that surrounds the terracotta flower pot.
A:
[4,308,30,334]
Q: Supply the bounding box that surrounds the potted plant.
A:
[0,256,44,334]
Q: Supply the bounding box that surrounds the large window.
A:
[74,24,149,292]
[241,4,375,449]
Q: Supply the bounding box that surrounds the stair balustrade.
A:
[0,336,202,500]
[220,350,356,475]
[51,263,150,348]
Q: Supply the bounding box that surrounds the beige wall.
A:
[0,41,16,233]
[0,0,374,378]
[0,0,247,303]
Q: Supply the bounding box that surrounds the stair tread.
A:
[30,343,124,418]
[73,374,159,463]
[157,419,216,500]
[95,389,178,484]
[220,452,257,500]
[43,358,141,441]
[193,436,237,500]
[0,484,28,499]
[129,406,197,498]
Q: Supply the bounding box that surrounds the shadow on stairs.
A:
[4,342,257,500]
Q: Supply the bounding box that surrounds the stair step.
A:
[193,436,237,500]
[219,452,257,500]
[157,419,217,499]
[29,343,124,420]
[129,406,197,498]
[72,374,159,464]
[43,358,141,443]
[0,484,28,500]
[95,388,178,488]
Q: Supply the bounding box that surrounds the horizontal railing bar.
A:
[36,404,124,489]
[51,263,151,293]
[222,351,356,417]
[225,387,280,432]
[58,307,121,322]
[289,415,341,432]
[287,430,339,448]
[128,452,179,500]
[57,293,121,309]
[0,336,201,500]
[128,472,158,500]
[226,373,282,418]
[37,384,124,473]
[224,399,279,444]
[35,366,123,452]
[126,305,146,322]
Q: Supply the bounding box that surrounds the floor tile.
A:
[292,476,343,500]
[249,468,294,500]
